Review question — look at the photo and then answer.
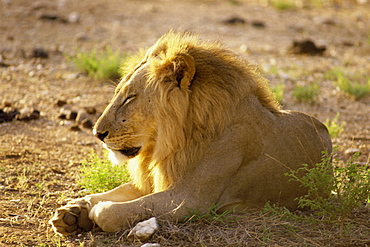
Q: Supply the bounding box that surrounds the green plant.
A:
[292,82,320,104]
[336,75,370,100]
[185,204,239,224]
[285,151,370,226]
[272,83,285,104]
[79,151,130,193]
[269,0,296,10]
[327,69,370,100]
[324,113,346,138]
[68,47,128,80]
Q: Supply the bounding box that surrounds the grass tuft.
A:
[269,0,296,10]
[292,82,320,104]
[326,68,370,100]
[79,151,130,193]
[324,113,346,138]
[272,83,285,104]
[68,47,128,80]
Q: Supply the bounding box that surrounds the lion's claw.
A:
[50,200,94,236]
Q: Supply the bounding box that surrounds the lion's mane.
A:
[125,32,280,193]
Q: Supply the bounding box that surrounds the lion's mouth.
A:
[118,147,141,158]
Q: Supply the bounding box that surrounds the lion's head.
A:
[94,31,280,193]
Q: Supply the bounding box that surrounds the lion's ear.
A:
[172,53,196,89]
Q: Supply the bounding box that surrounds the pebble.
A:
[141,244,160,247]
[0,106,40,123]
[127,217,158,242]
[222,17,246,25]
[84,106,97,115]
[69,125,81,131]
[251,20,265,28]
[56,100,67,107]
[344,148,361,156]
[32,47,49,58]
[76,110,88,123]
[68,12,80,23]
[75,33,89,42]
[81,119,93,129]
[66,111,78,120]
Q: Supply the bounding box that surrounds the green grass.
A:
[326,68,370,100]
[68,47,128,80]
[292,82,320,104]
[79,151,130,193]
[285,151,370,228]
[272,83,285,104]
[185,204,241,225]
[324,113,346,138]
[269,0,296,10]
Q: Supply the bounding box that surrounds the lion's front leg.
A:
[49,198,94,236]
[50,182,144,236]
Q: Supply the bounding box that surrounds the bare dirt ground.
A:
[1,0,370,246]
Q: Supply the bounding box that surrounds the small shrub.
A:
[79,151,130,193]
[68,47,128,80]
[292,82,320,104]
[324,113,346,138]
[285,151,370,223]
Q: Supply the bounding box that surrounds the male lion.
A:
[50,32,332,236]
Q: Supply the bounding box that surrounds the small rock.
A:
[0,55,10,67]
[56,100,67,107]
[69,125,81,131]
[16,107,40,122]
[59,120,72,126]
[3,107,20,122]
[39,13,59,21]
[32,48,49,58]
[127,217,158,242]
[222,17,246,25]
[289,40,326,56]
[81,119,93,129]
[76,110,88,123]
[345,148,361,156]
[58,113,67,119]
[75,33,89,42]
[66,110,78,120]
[29,110,40,120]
[141,244,160,247]
[68,12,80,23]
[251,20,265,28]
[1,100,12,107]
[0,110,7,123]
[63,73,80,80]
[84,107,97,115]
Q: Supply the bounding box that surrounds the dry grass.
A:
[57,206,370,247]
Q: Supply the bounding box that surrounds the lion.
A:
[50,31,332,236]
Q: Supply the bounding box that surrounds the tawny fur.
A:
[50,32,332,236]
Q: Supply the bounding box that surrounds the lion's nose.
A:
[95,131,109,142]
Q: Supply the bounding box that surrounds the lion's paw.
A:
[49,199,94,236]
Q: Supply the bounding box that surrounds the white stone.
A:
[127,217,159,241]
[141,244,160,247]
[344,148,361,156]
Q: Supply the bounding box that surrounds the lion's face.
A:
[94,39,197,164]
[94,61,157,162]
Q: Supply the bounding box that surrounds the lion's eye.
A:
[122,94,136,106]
